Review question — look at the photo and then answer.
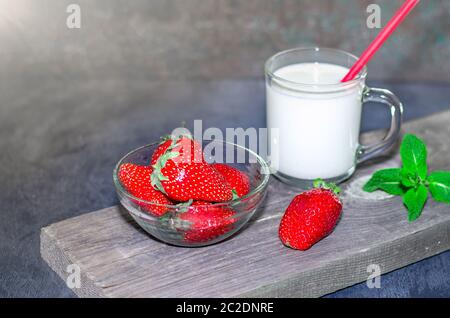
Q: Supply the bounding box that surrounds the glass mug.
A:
[265,47,402,186]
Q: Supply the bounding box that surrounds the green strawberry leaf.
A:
[159,151,180,167]
[160,134,172,143]
[403,184,428,222]
[150,145,181,195]
[167,139,181,151]
[427,171,450,203]
[363,168,407,195]
[175,199,194,213]
[313,178,341,195]
[157,173,168,181]
[151,171,167,194]
[400,134,428,180]
[176,199,194,207]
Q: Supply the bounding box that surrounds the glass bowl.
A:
[113,139,270,247]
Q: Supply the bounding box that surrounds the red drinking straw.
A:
[342,0,420,82]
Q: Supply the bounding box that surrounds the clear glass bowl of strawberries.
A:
[113,134,270,247]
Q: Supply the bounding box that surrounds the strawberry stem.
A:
[313,178,341,195]
[150,142,181,194]
[159,134,172,143]
[231,189,240,200]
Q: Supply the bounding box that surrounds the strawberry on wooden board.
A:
[151,136,233,202]
[279,180,343,251]
[212,163,251,198]
[177,201,236,243]
[118,163,173,217]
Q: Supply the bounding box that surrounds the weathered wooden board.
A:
[41,111,450,298]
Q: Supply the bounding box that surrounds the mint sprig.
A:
[403,184,428,221]
[400,133,428,180]
[363,134,450,221]
[363,168,406,196]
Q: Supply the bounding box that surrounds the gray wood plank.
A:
[41,111,450,298]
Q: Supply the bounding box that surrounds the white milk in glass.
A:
[266,63,364,180]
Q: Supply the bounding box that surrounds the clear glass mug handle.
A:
[357,87,403,164]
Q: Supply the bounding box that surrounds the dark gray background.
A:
[1,0,449,297]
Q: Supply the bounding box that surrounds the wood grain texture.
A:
[41,111,450,298]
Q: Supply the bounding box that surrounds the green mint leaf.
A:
[400,134,428,180]
[427,171,450,203]
[403,184,428,222]
[401,169,418,188]
[363,168,407,195]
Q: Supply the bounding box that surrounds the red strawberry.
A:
[177,201,236,243]
[118,163,173,216]
[151,136,233,202]
[150,138,172,166]
[213,163,250,197]
[151,135,204,166]
[279,180,342,250]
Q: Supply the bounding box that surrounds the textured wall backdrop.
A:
[0,0,448,83]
